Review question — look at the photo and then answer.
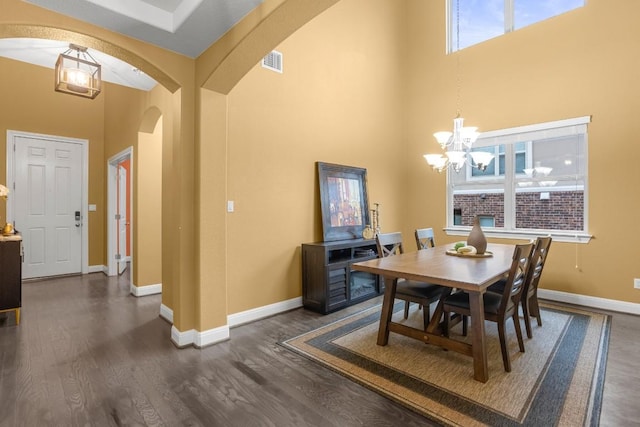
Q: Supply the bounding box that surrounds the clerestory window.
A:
[448,0,585,53]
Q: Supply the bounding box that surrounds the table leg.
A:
[377,276,397,346]
[469,291,488,382]
[426,287,453,334]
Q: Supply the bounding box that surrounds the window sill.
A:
[443,227,592,244]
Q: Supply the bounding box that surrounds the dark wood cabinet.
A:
[302,239,382,314]
[0,238,22,325]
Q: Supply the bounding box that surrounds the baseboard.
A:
[194,325,230,348]
[167,297,302,349]
[160,304,173,323]
[171,326,196,348]
[170,324,230,348]
[88,265,106,274]
[227,296,303,327]
[130,283,162,297]
[539,289,640,315]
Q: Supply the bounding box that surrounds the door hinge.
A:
[115,214,121,220]
[115,254,122,260]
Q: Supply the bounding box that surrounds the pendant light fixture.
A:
[55,44,102,99]
[424,0,494,173]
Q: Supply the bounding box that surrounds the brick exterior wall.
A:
[453,191,584,230]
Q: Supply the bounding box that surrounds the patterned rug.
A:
[281,302,610,426]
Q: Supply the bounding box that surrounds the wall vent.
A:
[262,50,283,73]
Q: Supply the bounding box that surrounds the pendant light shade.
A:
[55,44,101,99]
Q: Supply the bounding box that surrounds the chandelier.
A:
[423,0,494,173]
[424,116,495,172]
[54,44,101,99]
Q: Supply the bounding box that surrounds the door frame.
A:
[6,130,89,275]
[107,147,133,277]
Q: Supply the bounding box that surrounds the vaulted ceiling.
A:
[0,0,265,90]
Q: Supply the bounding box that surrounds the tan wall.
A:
[197,89,229,329]
[405,0,640,303]
[136,121,163,287]
[222,0,409,314]
[0,57,106,266]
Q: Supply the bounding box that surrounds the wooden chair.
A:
[412,228,437,313]
[487,236,552,338]
[442,242,534,372]
[521,236,552,338]
[415,227,436,250]
[376,232,444,330]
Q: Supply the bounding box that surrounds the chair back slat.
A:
[524,236,552,298]
[415,228,436,250]
[376,232,404,258]
[500,243,534,314]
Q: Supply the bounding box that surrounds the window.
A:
[448,0,584,52]
[469,142,529,178]
[478,215,495,228]
[446,116,591,243]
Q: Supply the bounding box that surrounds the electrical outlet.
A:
[635,278,640,289]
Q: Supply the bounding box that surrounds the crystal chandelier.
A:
[423,0,494,173]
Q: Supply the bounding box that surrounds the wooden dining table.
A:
[352,242,515,382]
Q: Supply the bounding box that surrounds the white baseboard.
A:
[130,283,162,297]
[194,325,230,348]
[160,304,173,323]
[227,296,303,327]
[171,326,196,348]
[88,265,106,274]
[170,324,230,348]
[167,296,302,349]
[539,289,640,315]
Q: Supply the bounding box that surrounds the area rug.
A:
[281,302,610,426]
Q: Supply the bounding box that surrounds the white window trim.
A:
[443,227,592,244]
[445,116,592,244]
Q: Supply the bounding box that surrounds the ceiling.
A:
[0,0,265,91]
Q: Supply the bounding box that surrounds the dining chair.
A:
[487,236,552,338]
[415,227,436,250]
[412,228,437,313]
[442,242,534,372]
[375,232,444,330]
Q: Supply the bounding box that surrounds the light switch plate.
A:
[227,201,234,212]
[634,278,640,289]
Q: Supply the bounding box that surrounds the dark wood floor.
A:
[0,271,638,426]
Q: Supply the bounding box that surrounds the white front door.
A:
[13,135,83,279]
[117,164,128,275]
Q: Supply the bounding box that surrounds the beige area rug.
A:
[281,302,610,426]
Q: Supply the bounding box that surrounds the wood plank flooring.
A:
[0,271,638,426]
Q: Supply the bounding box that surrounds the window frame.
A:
[444,116,592,244]
[447,0,585,53]
[467,141,532,180]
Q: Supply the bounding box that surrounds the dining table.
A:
[352,242,516,383]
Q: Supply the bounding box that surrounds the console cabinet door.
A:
[327,263,348,311]
[0,241,22,310]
